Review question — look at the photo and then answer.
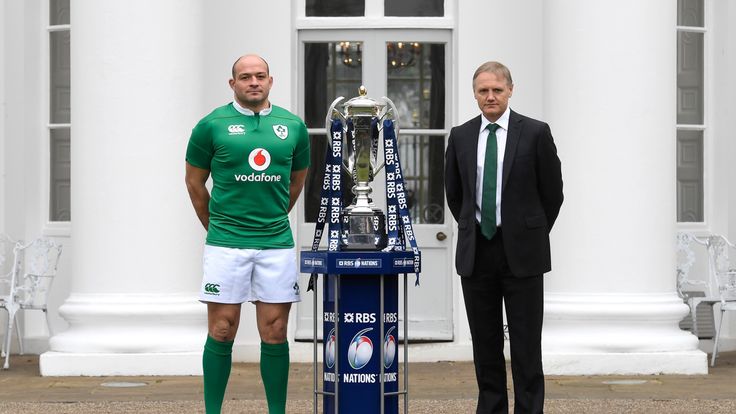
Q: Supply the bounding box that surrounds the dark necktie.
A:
[481,123,500,239]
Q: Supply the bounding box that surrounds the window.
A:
[306,0,443,17]
[386,42,445,224]
[385,0,443,17]
[676,0,705,223]
[306,0,364,16]
[303,41,364,219]
[49,0,71,221]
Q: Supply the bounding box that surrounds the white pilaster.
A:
[40,0,207,376]
[542,0,707,374]
[0,0,6,231]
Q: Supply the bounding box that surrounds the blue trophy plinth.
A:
[301,250,418,414]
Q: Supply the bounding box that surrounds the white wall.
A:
[455,0,544,124]
[713,1,736,238]
[729,0,736,246]
[202,0,295,112]
[0,0,7,234]
[711,0,733,238]
[711,0,736,348]
[1,0,19,347]
[1,0,26,241]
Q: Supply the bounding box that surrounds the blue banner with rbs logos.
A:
[323,273,399,414]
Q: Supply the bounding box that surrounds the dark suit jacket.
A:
[445,110,563,277]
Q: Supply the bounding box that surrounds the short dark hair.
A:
[472,61,513,89]
[231,55,270,78]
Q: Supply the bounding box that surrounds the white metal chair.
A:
[676,232,718,338]
[704,234,736,367]
[0,237,63,369]
[0,234,23,365]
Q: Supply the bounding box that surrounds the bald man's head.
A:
[231,55,270,79]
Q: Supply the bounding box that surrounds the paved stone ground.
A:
[1,352,735,413]
[1,399,736,414]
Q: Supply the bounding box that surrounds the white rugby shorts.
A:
[199,245,301,304]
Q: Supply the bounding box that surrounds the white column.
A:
[40,0,207,376]
[541,0,707,374]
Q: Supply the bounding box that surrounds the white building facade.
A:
[1,0,734,376]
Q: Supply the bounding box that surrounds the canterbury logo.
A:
[204,283,221,295]
[228,124,245,135]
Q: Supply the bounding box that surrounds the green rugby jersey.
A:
[186,103,310,249]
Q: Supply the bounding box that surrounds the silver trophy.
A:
[327,86,400,251]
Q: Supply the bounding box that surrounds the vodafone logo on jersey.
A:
[234,148,282,183]
[248,148,271,171]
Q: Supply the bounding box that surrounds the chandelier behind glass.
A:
[336,41,422,69]
[387,42,421,69]
[338,41,362,67]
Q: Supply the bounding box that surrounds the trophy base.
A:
[341,210,387,251]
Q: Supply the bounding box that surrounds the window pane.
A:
[49,0,70,25]
[677,0,704,27]
[385,0,443,17]
[386,42,445,224]
[387,42,444,129]
[304,42,362,128]
[676,31,703,125]
[50,128,71,221]
[303,42,363,222]
[306,0,364,16]
[676,129,703,222]
[397,135,445,224]
[50,30,71,124]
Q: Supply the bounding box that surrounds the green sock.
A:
[203,336,234,414]
[260,341,290,414]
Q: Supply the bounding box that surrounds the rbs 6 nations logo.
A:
[347,328,374,370]
[383,326,397,368]
[325,328,337,369]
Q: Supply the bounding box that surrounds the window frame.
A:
[676,0,711,231]
[43,0,72,236]
[293,18,456,341]
[295,0,454,29]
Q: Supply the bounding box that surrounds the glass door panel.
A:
[397,135,445,224]
[304,42,363,222]
[387,42,445,225]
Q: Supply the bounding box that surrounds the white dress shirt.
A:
[475,106,511,226]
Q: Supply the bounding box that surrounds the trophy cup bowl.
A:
[326,86,399,251]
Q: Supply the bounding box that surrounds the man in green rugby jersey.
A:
[185,54,310,414]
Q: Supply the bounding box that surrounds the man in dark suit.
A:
[445,61,563,414]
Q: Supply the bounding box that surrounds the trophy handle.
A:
[325,96,345,142]
[381,96,401,136]
[373,96,400,175]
